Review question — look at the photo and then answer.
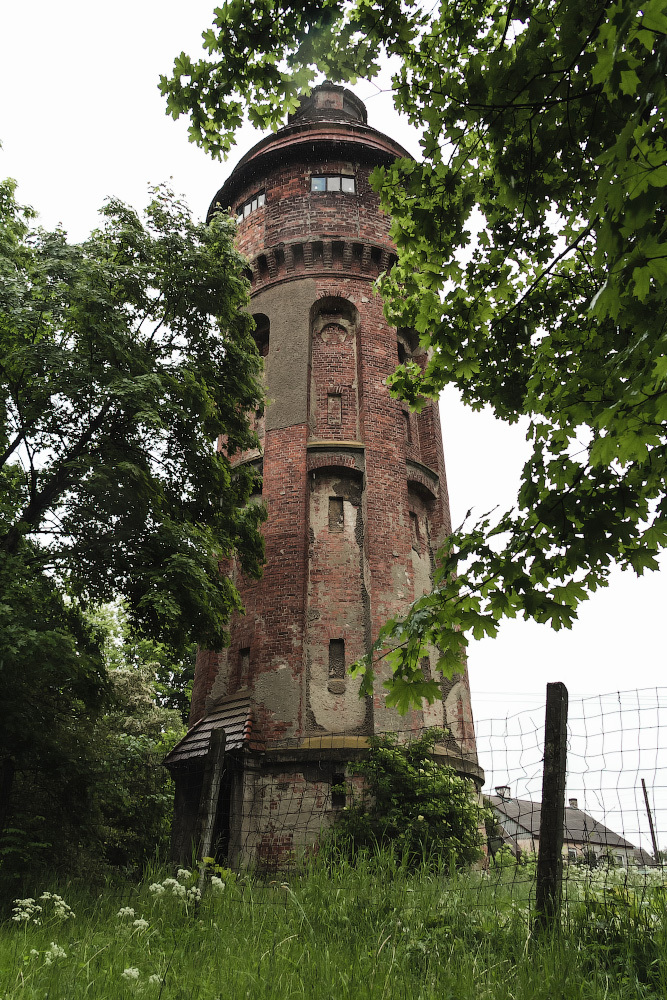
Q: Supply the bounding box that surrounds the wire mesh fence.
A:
[165,685,667,921]
[2,685,664,924]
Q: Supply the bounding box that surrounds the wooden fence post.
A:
[195,727,226,871]
[534,681,568,934]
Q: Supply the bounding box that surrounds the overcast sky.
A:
[3,1,664,837]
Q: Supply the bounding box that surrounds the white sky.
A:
[2,1,664,842]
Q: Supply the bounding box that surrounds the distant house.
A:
[488,789,645,866]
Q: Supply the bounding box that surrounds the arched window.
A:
[309,298,360,441]
[252,313,270,357]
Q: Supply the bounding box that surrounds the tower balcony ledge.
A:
[306,440,365,474]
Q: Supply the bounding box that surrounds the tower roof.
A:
[287,81,368,126]
[207,82,411,219]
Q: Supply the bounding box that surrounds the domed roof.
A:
[207,82,409,219]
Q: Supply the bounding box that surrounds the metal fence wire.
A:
[166,685,666,917]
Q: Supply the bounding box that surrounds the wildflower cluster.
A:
[11,899,42,925]
[149,868,201,905]
[11,892,75,926]
[120,968,165,985]
[44,942,67,965]
[39,892,75,920]
[117,906,149,931]
[24,943,69,964]
[201,857,236,893]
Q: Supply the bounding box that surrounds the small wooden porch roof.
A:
[163,694,253,769]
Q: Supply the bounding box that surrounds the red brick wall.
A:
[233,157,395,261]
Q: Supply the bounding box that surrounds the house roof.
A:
[163,694,253,769]
[489,796,637,851]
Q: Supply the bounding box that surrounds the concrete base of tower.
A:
[166,735,484,870]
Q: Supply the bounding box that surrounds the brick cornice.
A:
[247,238,397,293]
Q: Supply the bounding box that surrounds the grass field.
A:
[1,856,665,999]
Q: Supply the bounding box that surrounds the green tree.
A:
[0,178,265,867]
[0,550,109,873]
[88,604,186,872]
[161,0,667,710]
[0,595,185,876]
[0,178,264,654]
[329,730,485,866]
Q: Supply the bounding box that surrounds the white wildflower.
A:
[148,974,161,985]
[176,868,192,882]
[50,894,75,920]
[121,967,140,980]
[186,886,201,903]
[133,917,149,931]
[11,898,42,923]
[417,815,425,822]
[44,942,67,965]
[117,906,136,919]
[210,877,225,892]
[149,883,166,895]
[29,950,39,957]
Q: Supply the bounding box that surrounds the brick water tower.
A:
[166,83,483,867]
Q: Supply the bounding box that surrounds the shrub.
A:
[329,729,486,867]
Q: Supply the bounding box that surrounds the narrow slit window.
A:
[328,497,344,532]
[409,510,420,549]
[329,638,345,679]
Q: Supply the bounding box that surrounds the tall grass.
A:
[1,854,665,998]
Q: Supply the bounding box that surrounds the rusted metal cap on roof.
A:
[287,81,368,125]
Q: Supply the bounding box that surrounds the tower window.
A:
[328,497,344,532]
[329,638,345,679]
[327,393,342,426]
[420,656,431,681]
[236,190,266,223]
[311,175,356,194]
[331,773,346,809]
[252,314,270,357]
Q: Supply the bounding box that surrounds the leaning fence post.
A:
[196,727,226,891]
[641,778,660,864]
[534,681,568,934]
